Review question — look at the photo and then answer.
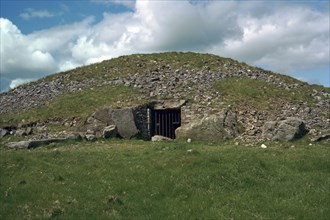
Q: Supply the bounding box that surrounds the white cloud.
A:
[0,18,57,79]
[215,6,329,74]
[0,17,94,81]
[9,78,35,89]
[1,0,329,91]
[20,8,55,20]
[133,1,241,51]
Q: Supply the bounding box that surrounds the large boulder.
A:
[176,108,238,141]
[85,108,139,139]
[262,117,308,141]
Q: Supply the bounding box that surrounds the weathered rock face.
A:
[86,108,139,139]
[151,135,173,142]
[311,131,330,142]
[6,138,68,149]
[66,133,83,141]
[85,134,97,141]
[102,125,118,139]
[176,108,238,141]
[15,127,33,136]
[262,117,308,141]
[0,128,9,138]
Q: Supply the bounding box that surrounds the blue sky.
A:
[0,0,329,92]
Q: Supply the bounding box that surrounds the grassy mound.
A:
[0,85,144,127]
[213,77,317,109]
[1,52,329,127]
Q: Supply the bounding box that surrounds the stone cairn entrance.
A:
[150,109,181,139]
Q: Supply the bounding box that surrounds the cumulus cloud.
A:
[9,78,35,89]
[20,8,55,20]
[216,5,329,74]
[1,0,329,92]
[0,18,57,79]
[0,17,93,80]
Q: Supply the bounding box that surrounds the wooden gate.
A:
[151,109,181,139]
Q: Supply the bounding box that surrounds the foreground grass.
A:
[0,140,329,219]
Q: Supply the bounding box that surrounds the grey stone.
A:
[26,127,33,135]
[151,135,173,142]
[86,108,139,139]
[16,129,27,136]
[6,141,31,149]
[176,108,238,141]
[108,109,139,139]
[102,125,118,139]
[66,133,82,141]
[6,138,67,149]
[262,117,308,141]
[1,129,9,138]
[86,129,96,135]
[85,134,97,141]
[311,132,330,142]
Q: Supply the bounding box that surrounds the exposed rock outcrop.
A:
[311,130,330,142]
[85,108,139,139]
[176,108,238,141]
[0,128,9,138]
[262,118,308,141]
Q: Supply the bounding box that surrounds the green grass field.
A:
[1,139,329,219]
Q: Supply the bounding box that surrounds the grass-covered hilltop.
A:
[0,52,329,142]
[0,52,329,219]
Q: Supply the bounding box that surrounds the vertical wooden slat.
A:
[173,110,175,139]
[155,110,157,136]
[154,110,156,136]
[160,111,162,136]
[171,110,174,139]
[164,111,166,137]
[155,111,157,136]
[169,110,171,139]
[163,111,166,137]
[170,111,172,138]
[158,111,161,136]
[165,111,167,138]
[168,111,170,138]
[154,111,157,136]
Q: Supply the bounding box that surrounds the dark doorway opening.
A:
[150,109,181,139]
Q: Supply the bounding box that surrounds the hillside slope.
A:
[0,52,329,141]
